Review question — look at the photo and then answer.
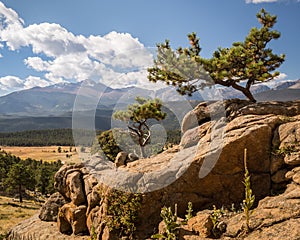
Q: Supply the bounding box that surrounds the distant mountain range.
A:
[0,80,199,115]
[0,81,126,115]
[0,79,299,132]
[254,80,300,102]
[1,79,299,116]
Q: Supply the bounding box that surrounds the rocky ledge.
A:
[7,99,300,239]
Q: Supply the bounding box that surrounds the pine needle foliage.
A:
[113,97,166,158]
[148,9,285,102]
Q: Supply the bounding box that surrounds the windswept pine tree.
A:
[113,97,166,158]
[148,9,285,102]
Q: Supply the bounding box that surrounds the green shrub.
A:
[0,232,9,240]
[105,189,142,239]
[91,129,121,162]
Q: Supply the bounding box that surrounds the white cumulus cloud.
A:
[0,76,24,95]
[23,76,51,89]
[0,2,24,29]
[0,75,23,89]
[0,75,51,93]
[0,2,157,96]
[24,57,51,72]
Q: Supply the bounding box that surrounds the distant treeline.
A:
[0,129,75,146]
[0,128,181,147]
[0,150,63,200]
[0,129,103,147]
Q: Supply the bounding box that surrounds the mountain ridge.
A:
[0,79,299,132]
[1,79,299,115]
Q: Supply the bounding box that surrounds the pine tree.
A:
[36,165,51,195]
[113,97,166,158]
[4,163,35,202]
[148,9,285,102]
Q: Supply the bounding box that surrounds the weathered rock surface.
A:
[58,203,88,235]
[186,211,215,238]
[7,214,89,240]
[7,100,300,239]
[114,151,140,167]
[230,100,300,120]
[181,99,300,134]
[163,174,300,239]
[54,163,85,202]
[39,192,68,222]
[180,122,211,149]
[65,170,86,205]
[114,151,127,167]
[224,182,300,240]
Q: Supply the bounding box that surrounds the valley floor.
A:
[0,146,79,163]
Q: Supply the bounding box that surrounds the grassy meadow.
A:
[0,146,80,164]
[0,196,42,237]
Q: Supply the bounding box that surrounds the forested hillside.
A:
[0,129,101,146]
[0,129,74,146]
[0,150,62,201]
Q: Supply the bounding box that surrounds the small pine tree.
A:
[36,165,51,195]
[4,163,35,202]
[113,97,166,158]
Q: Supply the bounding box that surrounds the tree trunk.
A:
[242,88,256,103]
[231,83,257,103]
[41,184,46,195]
[139,145,145,158]
[19,184,23,203]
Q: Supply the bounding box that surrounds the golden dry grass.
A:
[0,196,41,236]
[0,146,80,164]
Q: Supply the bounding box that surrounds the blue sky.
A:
[0,0,299,96]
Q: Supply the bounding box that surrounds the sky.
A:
[0,0,299,96]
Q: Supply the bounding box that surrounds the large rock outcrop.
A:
[7,100,300,239]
